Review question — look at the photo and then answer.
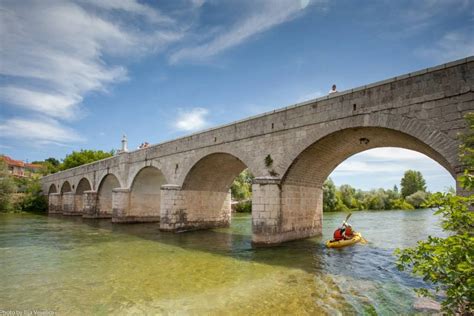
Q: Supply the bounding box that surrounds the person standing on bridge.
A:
[329,84,338,94]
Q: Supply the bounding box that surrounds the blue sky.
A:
[1,0,473,191]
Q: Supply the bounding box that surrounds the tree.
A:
[395,114,474,315]
[61,149,114,170]
[323,178,337,212]
[401,170,427,198]
[0,159,16,212]
[231,169,254,201]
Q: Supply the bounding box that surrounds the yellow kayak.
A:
[326,232,362,248]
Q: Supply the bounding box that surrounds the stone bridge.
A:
[41,57,474,245]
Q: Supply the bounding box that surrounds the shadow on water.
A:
[0,211,431,292]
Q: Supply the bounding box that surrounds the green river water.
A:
[0,209,445,315]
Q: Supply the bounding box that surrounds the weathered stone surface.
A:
[41,57,474,245]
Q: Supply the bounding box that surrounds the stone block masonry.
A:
[41,57,474,245]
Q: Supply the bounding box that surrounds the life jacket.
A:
[345,226,353,237]
[333,228,344,241]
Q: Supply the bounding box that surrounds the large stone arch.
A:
[97,174,120,218]
[128,166,167,222]
[255,124,458,245]
[282,126,455,188]
[278,113,459,180]
[73,178,92,215]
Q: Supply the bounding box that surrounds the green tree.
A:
[61,149,114,170]
[339,184,356,209]
[323,178,337,212]
[231,169,254,201]
[405,190,429,209]
[0,159,16,212]
[17,178,47,213]
[401,170,427,198]
[395,114,474,315]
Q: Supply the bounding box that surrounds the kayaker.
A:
[333,222,354,241]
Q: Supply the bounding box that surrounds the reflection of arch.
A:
[48,184,57,194]
[60,181,72,194]
[75,178,92,213]
[129,166,167,219]
[97,174,120,216]
[183,153,248,192]
[282,127,455,188]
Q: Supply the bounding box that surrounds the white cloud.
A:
[329,148,455,191]
[416,30,474,62]
[0,0,183,145]
[0,117,85,145]
[169,0,311,63]
[0,86,82,120]
[174,108,209,131]
[356,147,428,161]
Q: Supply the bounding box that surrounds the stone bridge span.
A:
[41,57,474,245]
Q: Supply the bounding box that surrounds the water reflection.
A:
[0,210,443,315]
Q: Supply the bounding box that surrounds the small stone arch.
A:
[182,152,250,191]
[48,184,57,194]
[60,181,72,194]
[129,166,168,220]
[74,178,92,214]
[97,174,121,217]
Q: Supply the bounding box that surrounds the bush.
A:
[0,159,17,212]
[17,178,48,213]
[391,198,415,210]
[406,190,429,209]
[234,200,252,213]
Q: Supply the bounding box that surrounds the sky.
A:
[1,0,473,192]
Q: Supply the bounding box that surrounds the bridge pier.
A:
[160,184,231,232]
[48,193,62,214]
[252,177,322,245]
[62,192,79,215]
[82,190,99,218]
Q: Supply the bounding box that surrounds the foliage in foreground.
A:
[395,193,474,314]
[395,113,474,315]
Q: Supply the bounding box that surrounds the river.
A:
[0,209,445,315]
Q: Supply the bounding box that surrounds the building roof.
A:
[1,155,41,169]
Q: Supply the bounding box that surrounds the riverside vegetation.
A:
[0,149,113,213]
[395,113,474,315]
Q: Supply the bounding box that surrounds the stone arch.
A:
[282,127,455,188]
[278,113,459,181]
[97,174,120,217]
[182,153,248,191]
[276,126,456,242]
[180,153,250,229]
[129,166,168,221]
[48,184,57,194]
[60,181,72,194]
[74,178,92,214]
